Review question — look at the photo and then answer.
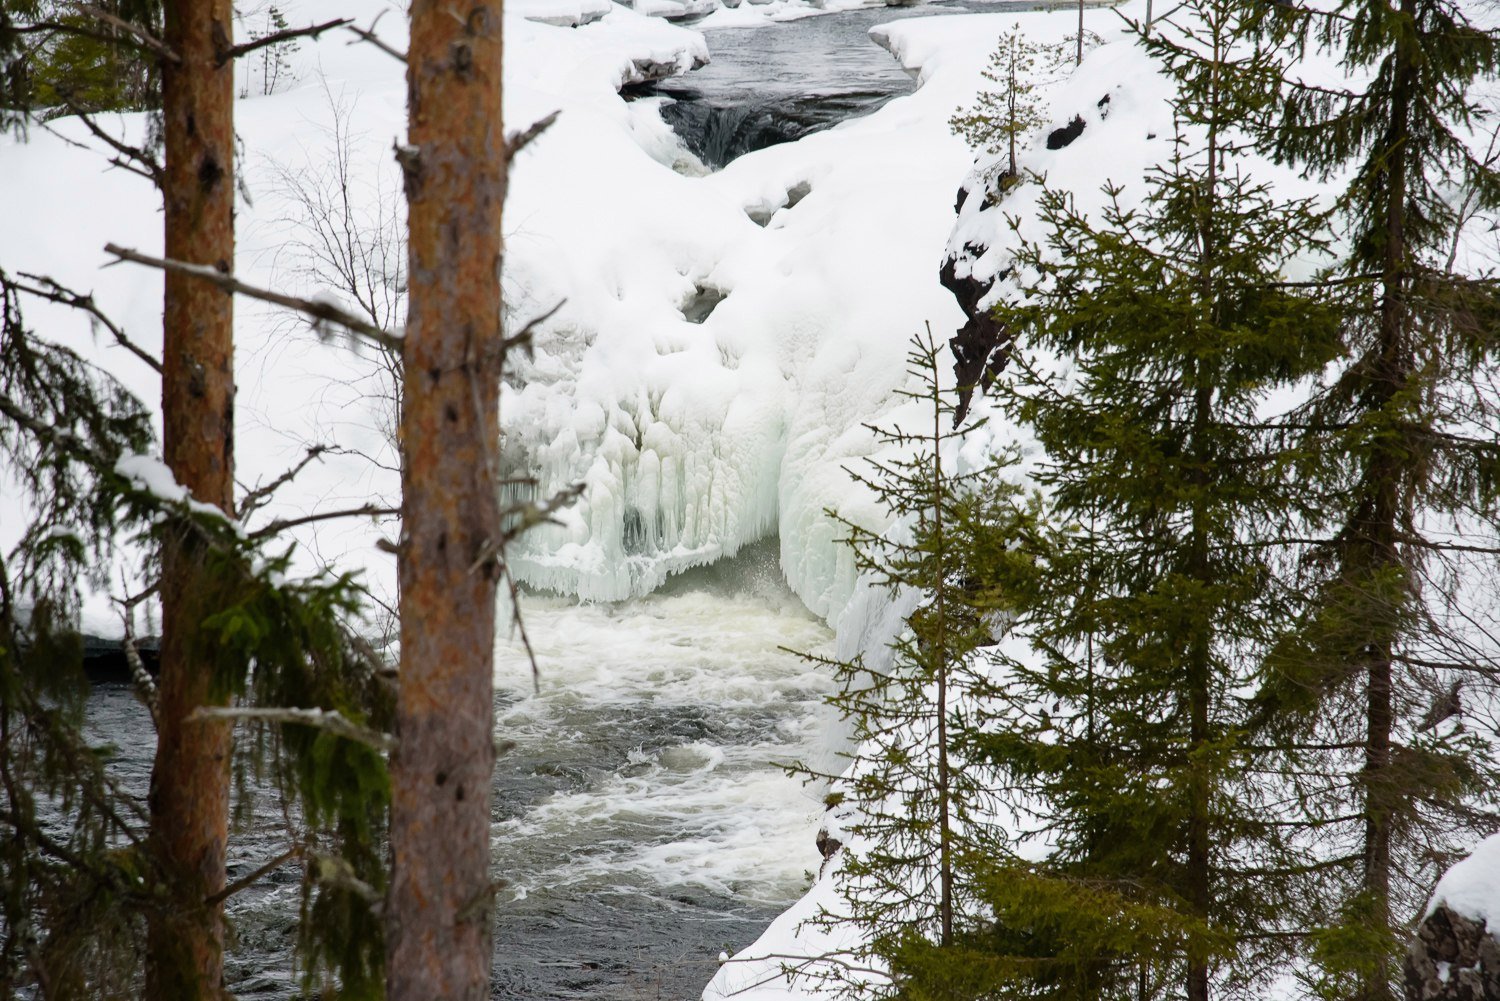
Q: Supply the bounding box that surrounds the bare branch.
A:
[103,243,402,351]
[205,844,303,907]
[218,17,352,64]
[65,103,164,188]
[245,503,399,540]
[500,298,564,356]
[237,445,329,519]
[44,102,164,189]
[506,111,559,161]
[187,706,395,752]
[12,271,162,373]
[344,14,406,63]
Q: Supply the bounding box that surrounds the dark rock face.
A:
[1046,115,1086,150]
[1406,905,1500,1000]
[816,829,842,861]
[940,245,1013,425]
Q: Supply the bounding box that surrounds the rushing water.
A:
[653,0,1080,168]
[80,541,840,1001]
[489,540,841,999]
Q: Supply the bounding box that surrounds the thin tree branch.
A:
[46,101,165,189]
[343,15,406,63]
[238,445,329,519]
[204,844,303,907]
[103,243,402,351]
[65,103,164,187]
[506,111,559,161]
[12,272,162,373]
[246,504,398,540]
[218,17,351,64]
[187,706,395,752]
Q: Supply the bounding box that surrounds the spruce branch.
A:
[55,2,179,63]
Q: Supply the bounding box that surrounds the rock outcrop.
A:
[1406,905,1500,1000]
[939,241,1012,425]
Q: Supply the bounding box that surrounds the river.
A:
[80,4,1010,997]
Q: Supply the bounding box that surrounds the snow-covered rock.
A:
[1408,838,1500,1001]
[513,0,614,27]
[631,0,721,19]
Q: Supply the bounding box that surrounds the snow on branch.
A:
[188,706,396,752]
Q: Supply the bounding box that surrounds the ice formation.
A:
[498,0,980,622]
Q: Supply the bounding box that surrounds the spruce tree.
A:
[791,330,1022,995]
[1250,1,1500,997]
[0,272,394,998]
[897,2,1344,997]
[951,25,1046,187]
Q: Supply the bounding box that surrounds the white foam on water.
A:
[493,556,846,909]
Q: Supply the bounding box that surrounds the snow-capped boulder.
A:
[514,0,614,27]
[1406,836,1500,1000]
[631,0,720,20]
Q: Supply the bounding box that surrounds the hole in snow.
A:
[681,284,727,323]
[743,180,812,227]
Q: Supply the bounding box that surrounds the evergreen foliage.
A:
[0,274,392,997]
[901,3,1351,998]
[1249,0,1500,995]
[792,331,1024,996]
[2,0,163,121]
[950,25,1047,186]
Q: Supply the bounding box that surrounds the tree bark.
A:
[385,1,506,997]
[1358,5,1415,998]
[144,0,236,997]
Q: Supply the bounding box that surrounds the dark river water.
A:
[654,0,1083,167]
[84,541,840,1001]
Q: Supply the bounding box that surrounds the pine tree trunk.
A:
[1184,52,1220,1001]
[385,1,506,996]
[145,0,236,997]
[933,389,953,948]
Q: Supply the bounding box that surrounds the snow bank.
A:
[514,0,615,26]
[1428,836,1500,926]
